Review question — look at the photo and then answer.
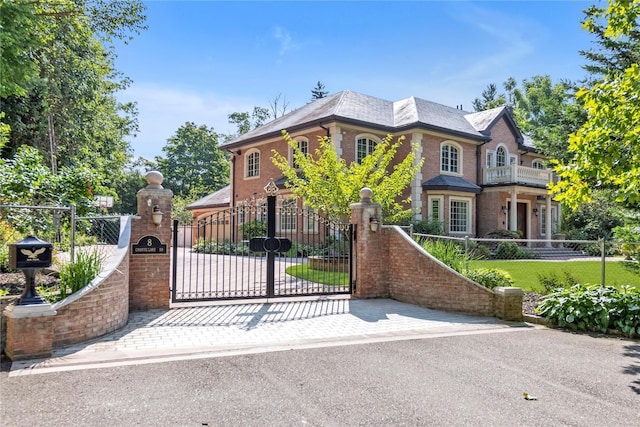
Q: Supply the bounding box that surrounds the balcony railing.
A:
[483,165,553,187]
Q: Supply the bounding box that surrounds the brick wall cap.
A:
[4,303,57,318]
[493,287,524,296]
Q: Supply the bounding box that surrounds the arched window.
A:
[532,159,545,170]
[440,142,461,174]
[356,136,378,164]
[245,149,260,178]
[496,146,507,167]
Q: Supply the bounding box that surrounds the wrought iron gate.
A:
[171,186,354,302]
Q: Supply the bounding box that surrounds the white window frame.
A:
[509,154,518,165]
[245,149,260,178]
[540,205,558,236]
[449,197,472,234]
[532,159,545,170]
[486,150,495,168]
[289,137,309,169]
[278,198,297,232]
[496,145,508,167]
[302,205,319,234]
[440,141,462,175]
[356,134,380,164]
[427,196,444,223]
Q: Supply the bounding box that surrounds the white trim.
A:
[244,148,260,178]
[440,140,463,175]
[427,195,444,223]
[532,159,545,170]
[355,133,382,164]
[448,196,472,234]
[495,144,508,167]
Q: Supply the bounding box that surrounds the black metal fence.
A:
[172,200,353,302]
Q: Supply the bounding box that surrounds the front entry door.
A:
[507,201,528,238]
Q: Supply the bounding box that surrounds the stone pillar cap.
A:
[359,188,372,203]
[146,171,164,189]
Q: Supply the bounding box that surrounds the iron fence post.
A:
[70,204,76,263]
[464,235,470,273]
[600,238,606,286]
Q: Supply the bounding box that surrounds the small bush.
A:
[465,268,514,289]
[58,249,105,300]
[192,238,250,255]
[485,229,520,239]
[412,219,444,235]
[537,271,579,293]
[240,220,267,240]
[536,284,640,337]
[494,242,534,259]
[468,242,491,260]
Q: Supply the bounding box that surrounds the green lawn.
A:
[468,260,640,292]
[285,264,349,286]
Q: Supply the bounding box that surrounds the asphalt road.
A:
[1,328,639,426]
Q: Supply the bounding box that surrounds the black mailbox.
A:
[9,235,53,270]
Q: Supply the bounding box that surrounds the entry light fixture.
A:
[501,206,508,214]
[533,208,538,217]
[369,216,379,232]
[151,205,163,226]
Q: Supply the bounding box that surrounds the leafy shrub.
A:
[494,242,534,259]
[412,219,444,235]
[536,284,640,337]
[421,239,468,273]
[0,221,22,272]
[192,238,250,255]
[468,242,491,260]
[240,220,267,240]
[537,271,579,293]
[465,268,514,289]
[58,249,105,300]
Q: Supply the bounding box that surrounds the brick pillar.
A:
[129,171,173,311]
[350,188,388,298]
[3,304,56,360]
[493,287,524,321]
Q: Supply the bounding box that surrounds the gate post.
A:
[129,171,173,311]
[349,188,388,298]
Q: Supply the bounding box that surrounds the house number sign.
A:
[131,235,167,255]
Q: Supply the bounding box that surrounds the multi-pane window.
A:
[428,196,443,222]
[486,151,494,168]
[441,143,459,173]
[540,206,557,236]
[292,139,308,169]
[279,198,297,232]
[356,138,377,163]
[496,146,507,167]
[303,205,318,234]
[532,159,545,170]
[449,198,470,234]
[246,151,260,177]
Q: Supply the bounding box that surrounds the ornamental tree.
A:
[271,131,423,223]
[550,0,640,209]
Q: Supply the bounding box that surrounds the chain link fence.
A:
[413,233,640,291]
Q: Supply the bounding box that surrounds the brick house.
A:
[218,90,560,239]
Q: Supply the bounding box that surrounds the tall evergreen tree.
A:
[311,81,328,100]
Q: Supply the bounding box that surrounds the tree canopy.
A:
[311,81,328,100]
[155,122,229,199]
[272,131,423,222]
[0,0,146,189]
[550,0,640,209]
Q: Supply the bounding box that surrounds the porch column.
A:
[411,133,423,221]
[509,188,518,232]
[545,195,553,248]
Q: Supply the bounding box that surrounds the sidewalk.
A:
[9,297,535,376]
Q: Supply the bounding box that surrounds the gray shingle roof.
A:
[222,90,499,148]
[422,175,481,194]
[186,185,230,210]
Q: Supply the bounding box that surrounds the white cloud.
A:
[273,26,299,56]
[117,83,257,160]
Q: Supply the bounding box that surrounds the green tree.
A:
[550,0,640,209]
[155,122,229,199]
[311,81,328,100]
[0,146,100,235]
[271,131,423,222]
[0,0,146,185]
[471,83,507,111]
[227,107,271,136]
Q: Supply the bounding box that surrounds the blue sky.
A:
[115,0,595,160]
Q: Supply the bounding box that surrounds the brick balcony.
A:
[483,165,554,187]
